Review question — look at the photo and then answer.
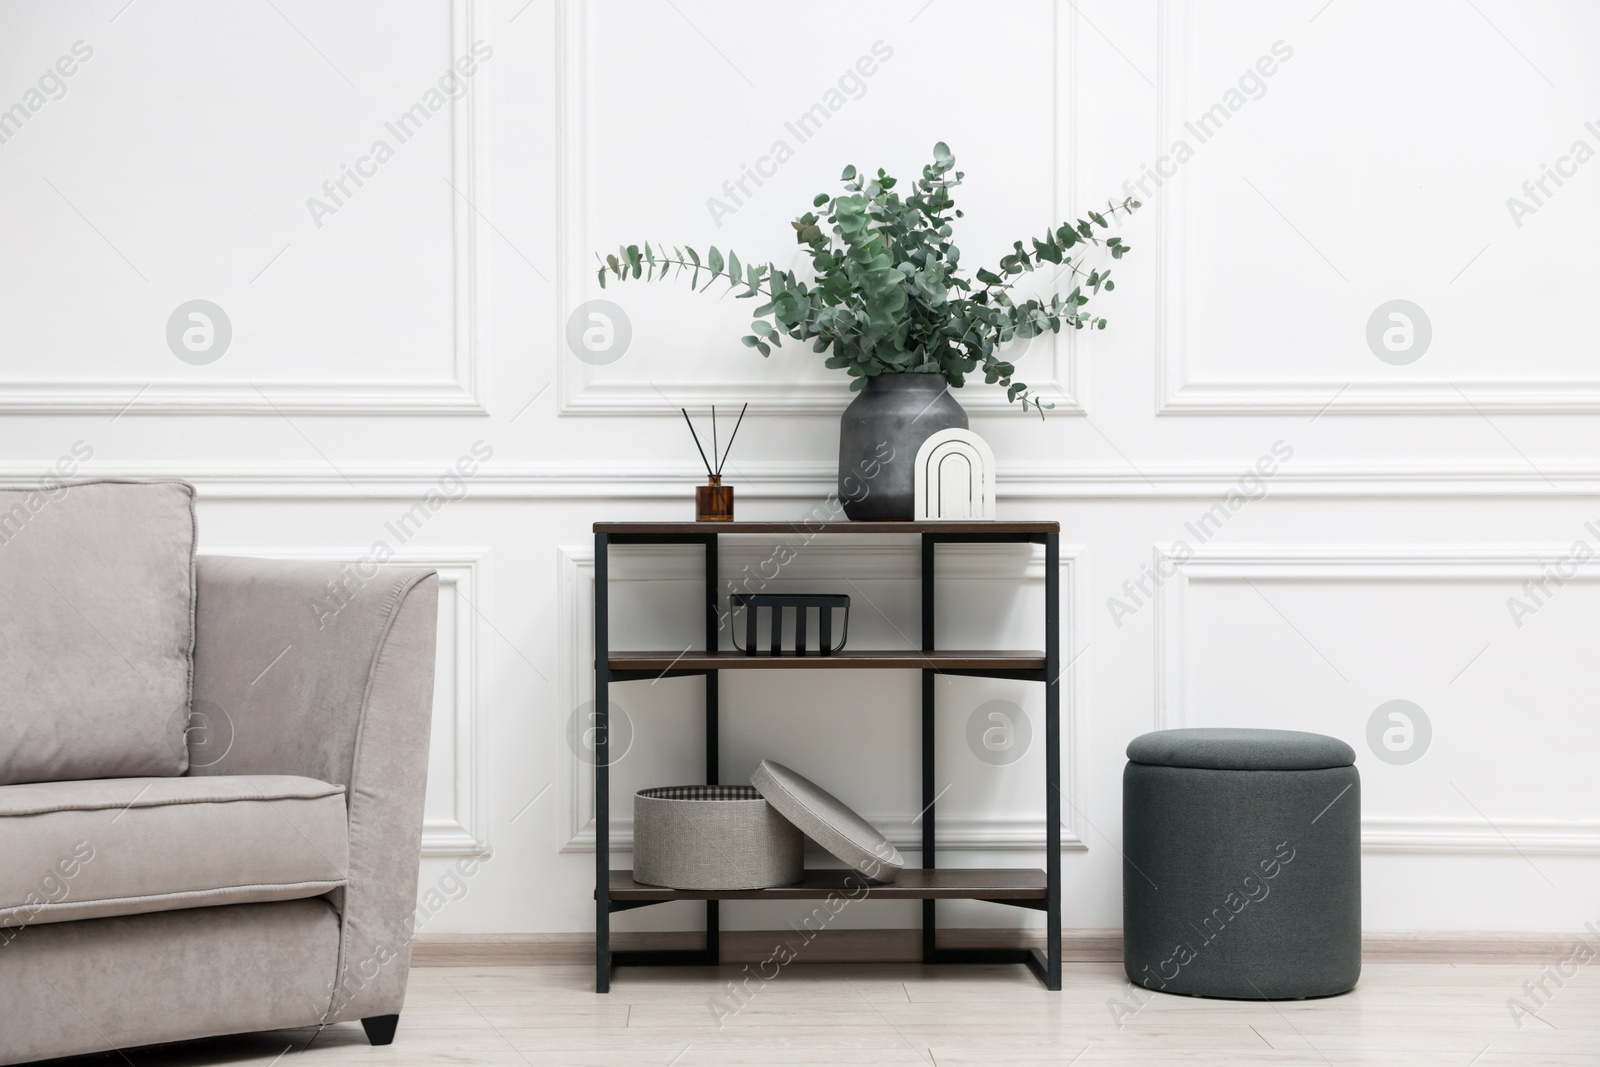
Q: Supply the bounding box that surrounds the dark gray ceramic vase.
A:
[838,373,968,520]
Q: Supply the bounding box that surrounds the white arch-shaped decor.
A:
[913,428,997,520]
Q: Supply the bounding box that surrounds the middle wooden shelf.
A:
[606,649,1046,675]
[608,867,1048,902]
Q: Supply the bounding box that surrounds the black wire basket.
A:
[729,593,850,656]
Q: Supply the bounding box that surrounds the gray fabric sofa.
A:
[0,481,440,1064]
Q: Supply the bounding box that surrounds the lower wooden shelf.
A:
[608,867,1046,902]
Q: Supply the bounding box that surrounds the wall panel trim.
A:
[0,0,489,416]
[1152,0,1600,415]
[1155,544,1600,856]
[29,460,1600,499]
[553,0,1083,416]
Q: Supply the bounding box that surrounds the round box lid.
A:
[750,759,903,882]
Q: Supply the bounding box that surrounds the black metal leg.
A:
[704,534,721,962]
[705,673,719,784]
[1044,532,1062,990]
[594,533,611,993]
[607,532,724,978]
[704,533,720,786]
[920,534,937,962]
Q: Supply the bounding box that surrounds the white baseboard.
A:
[412,928,1588,967]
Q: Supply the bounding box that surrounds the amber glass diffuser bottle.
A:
[683,404,745,523]
[696,475,734,522]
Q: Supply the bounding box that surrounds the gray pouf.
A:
[1122,728,1361,999]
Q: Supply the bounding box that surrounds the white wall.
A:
[3,0,1597,936]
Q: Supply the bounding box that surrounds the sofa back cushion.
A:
[0,480,197,785]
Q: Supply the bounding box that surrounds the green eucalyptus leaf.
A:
[588,141,1132,412]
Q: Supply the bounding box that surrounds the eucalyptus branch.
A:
[593,143,1137,405]
[596,246,783,300]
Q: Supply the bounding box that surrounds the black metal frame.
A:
[592,527,1061,993]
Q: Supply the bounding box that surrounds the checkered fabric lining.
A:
[637,785,762,801]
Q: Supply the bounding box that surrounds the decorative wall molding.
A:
[1152,0,1600,415]
[555,540,1085,854]
[448,0,489,415]
[205,547,490,856]
[1157,379,1600,417]
[0,379,484,416]
[1363,817,1600,856]
[34,459,1600,499]
[0,0,487,416]
[555,545,589,853]
[553,0,1083,416]
[1155,544,1600,856]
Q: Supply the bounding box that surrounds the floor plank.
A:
[27,960,1600,1066]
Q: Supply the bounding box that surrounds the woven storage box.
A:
[633,785,803,890]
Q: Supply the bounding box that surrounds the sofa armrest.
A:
[190,555,439,1024]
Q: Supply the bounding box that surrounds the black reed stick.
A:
[716,402,748,476]
[711,405,718,480]
[680,408,714,476]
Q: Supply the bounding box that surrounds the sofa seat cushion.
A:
[0,775,347,933]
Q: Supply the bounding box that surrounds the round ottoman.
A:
[1122,728,1360,999]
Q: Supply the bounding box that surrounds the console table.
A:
[592,520,1061,991]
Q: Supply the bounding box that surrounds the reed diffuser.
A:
[682,404,745,522]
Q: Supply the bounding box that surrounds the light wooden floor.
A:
[43,960,1600,1066]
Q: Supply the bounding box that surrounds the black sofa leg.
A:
[361,1014,400,1046]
